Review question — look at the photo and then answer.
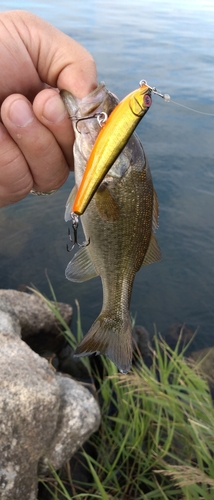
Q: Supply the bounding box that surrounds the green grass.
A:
[35,286,214,500]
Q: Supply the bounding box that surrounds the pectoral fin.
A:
[142,233,162,266]
[64,185,77,222]
[65,246,98,282]
[95,185,120,221]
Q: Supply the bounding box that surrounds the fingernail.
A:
[9,100,34,127]
[43,95,67,123]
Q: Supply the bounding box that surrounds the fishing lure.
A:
[71,80,153,217]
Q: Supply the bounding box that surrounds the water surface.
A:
[1,0,214,348]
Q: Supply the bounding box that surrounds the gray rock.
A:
[163,323,195,350]
[58,343,90,379]
[0,330,60,500]
[0,329,100,500]
[0,289,72,339]
[132,325,151,358]
[39,374,100,472]
[0,310,21,337]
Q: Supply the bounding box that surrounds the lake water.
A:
[1,0,214,349]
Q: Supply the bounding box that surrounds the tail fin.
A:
[74,314,133,374]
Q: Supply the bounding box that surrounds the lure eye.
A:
[144,94,152,107]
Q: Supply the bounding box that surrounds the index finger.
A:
[14,10,98,98]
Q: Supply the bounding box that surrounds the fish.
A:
[70,80,152,215]
[61,82,161,374]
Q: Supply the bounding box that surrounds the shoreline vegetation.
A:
[34,285,214,500]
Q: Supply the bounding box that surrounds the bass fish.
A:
[61,82,161,374]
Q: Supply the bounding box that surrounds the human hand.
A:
[0,10,97,207]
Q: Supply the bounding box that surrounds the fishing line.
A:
[163,97,214,116]
[141,81,214,117]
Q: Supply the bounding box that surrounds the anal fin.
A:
[142,233,161,267]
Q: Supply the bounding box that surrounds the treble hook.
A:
[70,112,108,133]
[66,213,90,252]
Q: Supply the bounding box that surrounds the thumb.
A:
[12,11,98,98]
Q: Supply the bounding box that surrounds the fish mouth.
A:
[61,83,118,147]
[60,83,108,118]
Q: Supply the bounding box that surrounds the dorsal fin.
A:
[142,233,161,266]
[152,189,159,232]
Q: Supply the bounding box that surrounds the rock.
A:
[0,330,60,500]
[0,295,101,500]
[25,331,66,360]
[0,289,89,380]
[132,325,152,368]
[39,374,100,473]
[0,289,72,340]
[58,343,90,380]
[162,323,195,351]
[0,310,21,337]
[132,325,151,358]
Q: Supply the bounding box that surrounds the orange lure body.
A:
[72,82,152,215]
